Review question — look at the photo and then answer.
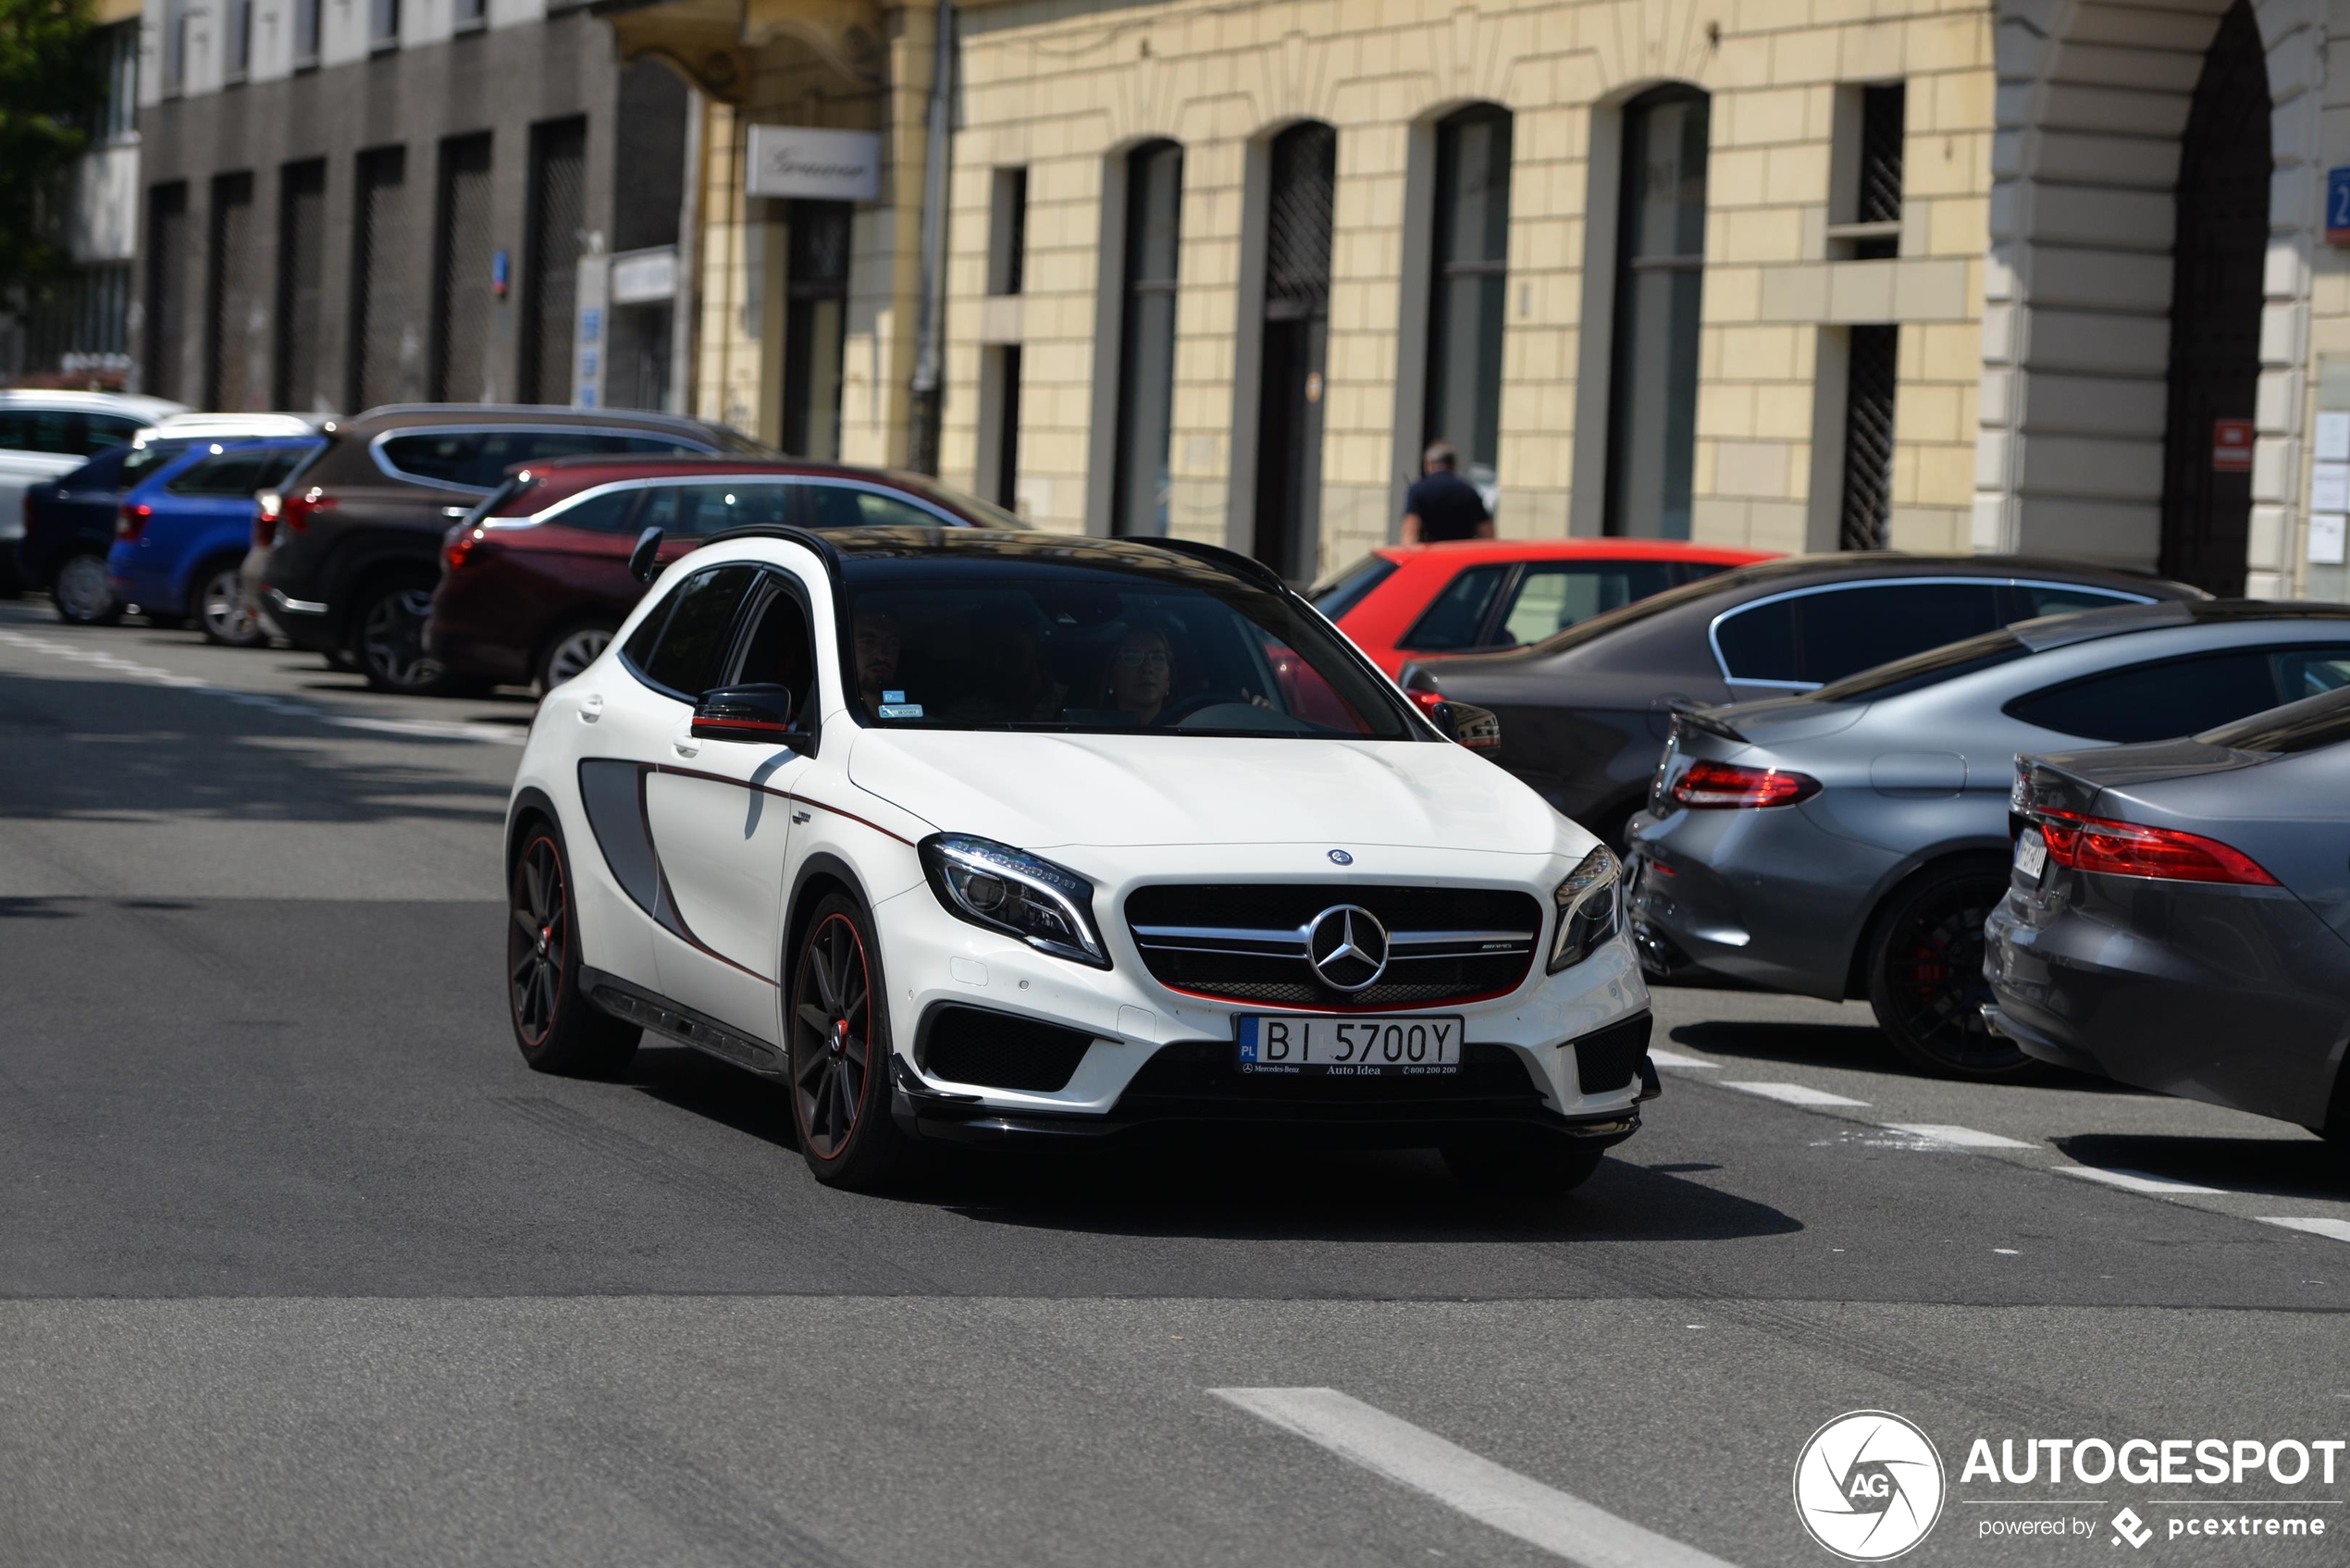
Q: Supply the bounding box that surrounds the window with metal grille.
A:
[1604,86,1708,538]
[205,172,265,410]
[432,134,496,403]
[1111,141,1182,536]
[1853,84,1903,259]
[1267,122,1334,323]
[1839,325,1899,551]
[1424,105,1510,488]
[349,146,410,410]
[782,200,852,459]
[520,118,585,404]
[145,183,190,401]
[276,161,328,411]
[988,167,1026,296]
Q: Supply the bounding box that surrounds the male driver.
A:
[1400,440,1493,545]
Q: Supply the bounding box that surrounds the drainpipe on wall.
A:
[908,0,954,474]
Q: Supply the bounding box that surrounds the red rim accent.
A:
[790,911,873,1162]
[509,835,567,1046]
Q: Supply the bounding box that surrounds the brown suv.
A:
[250,404,766,692]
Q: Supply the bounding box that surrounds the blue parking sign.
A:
[2330,167,2350,244]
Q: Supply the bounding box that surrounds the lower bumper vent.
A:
[1571,1012,1653,1096]
[921,1006,1094,1093]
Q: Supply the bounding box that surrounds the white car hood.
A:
[846,729,1577,854]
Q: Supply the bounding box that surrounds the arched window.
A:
[1113,140,1183,536]
[1604,86,1709,538]
[1424,105,1512,491]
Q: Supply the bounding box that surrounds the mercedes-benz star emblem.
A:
[1306,904,1389,992]
[1327,848,1353,866]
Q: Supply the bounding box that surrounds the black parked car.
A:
[1401,554,2207,847]
[253,404,767,693]
[1990,685,2350,1138]
[19,438,223,624]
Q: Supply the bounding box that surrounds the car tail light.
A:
[278,487,337,536]
[2036,810,2276,886]
[115,502,152,540]
[254,492,282,549]
[1668,759,1821,809]
[444,525,489,571]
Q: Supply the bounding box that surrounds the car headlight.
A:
[1549,846,1622,973]
[919,833,1110,969]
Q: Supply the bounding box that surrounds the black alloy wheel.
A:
[786,892,909,1187]
[506,823,639,1076]
[355,578,449,694]
[1865,864,2035,1081]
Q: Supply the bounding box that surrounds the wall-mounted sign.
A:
[491,250,510,298]
[2329,167,2350,244]
[610,245,677,305]
[747,125,882,203]
[574,260,610,411]
[2211,417,2255,473]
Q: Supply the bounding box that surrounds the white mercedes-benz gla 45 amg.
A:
[501,525,1654,1191]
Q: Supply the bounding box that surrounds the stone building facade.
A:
[565,0,2350,599]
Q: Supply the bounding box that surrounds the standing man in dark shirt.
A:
[1401,440,1493,544]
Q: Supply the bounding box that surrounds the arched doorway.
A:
[2158,0,2270,595]
[1252,120,1335,582]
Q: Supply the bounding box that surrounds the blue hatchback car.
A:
[108,438,319,645]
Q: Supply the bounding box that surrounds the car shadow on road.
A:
[629,1044,1801,1244]
[2053,1132,2349,1199]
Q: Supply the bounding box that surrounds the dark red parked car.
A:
[425,457,1018,691]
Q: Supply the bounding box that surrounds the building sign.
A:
[746,126,882,203]
[2330,167,2350,244]
[2211,417,2255,473]
[610,246,677,305]
[574,258,609,411]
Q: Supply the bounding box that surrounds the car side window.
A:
[82,415,144,453]
[2006,649,2293,743]
[638,483,794,538]
[0,409,80,454]
[1793,583,2001,685]
[1399,564,1507,651]
[2011,584,2140,620]
[731,574,820,720]
[803,484,953,530]
[546,488,646,534]
[2277,648,2350,700]
[634,564,761,698]
[167,452,279,497]
[378,432,488,487]
[1714,599,1800,683]
[604,435,709,457]
[1496,562,1676,647]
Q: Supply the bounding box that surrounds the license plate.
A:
[1236,1015,1463,1076]
[2014,828,2047,881]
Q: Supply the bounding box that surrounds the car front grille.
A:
[1123,883,1542,1008]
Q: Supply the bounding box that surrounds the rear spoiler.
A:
[1667,701,1746,745]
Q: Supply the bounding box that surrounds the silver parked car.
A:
[1991,686,2350,1138]
[1624,600,2350,1079]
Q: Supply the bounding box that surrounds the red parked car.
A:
[1310,538,1778,677]
[425,457,1017,691]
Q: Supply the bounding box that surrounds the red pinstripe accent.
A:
[651,762,918,846]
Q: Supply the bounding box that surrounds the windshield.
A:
[1809,629,2027,703]
[120,438,192,486]
[1308,553,1399,620]
[882,469,1024,528]
[838,551,1418,739]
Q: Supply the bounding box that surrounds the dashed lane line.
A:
[2258,1216,2350,1243]
[1646,1048,1719,1069]
[1211,1388,1740,1568]
[2057,1166,2225,1196]
[0,627,525,745]
[1720,1080,1870,1108]
[1881,1123,2035,1150]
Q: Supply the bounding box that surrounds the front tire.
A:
[785,891,909,1189]
[51,553,122,625]
[507,821,640,1077]
[1441,1136,1606,1196]
[1865,862,2036,1080]
[195,562,268,647]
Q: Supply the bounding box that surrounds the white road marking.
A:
[1211,1388,1739,1568]
[1881,1123,2034,1150]
[0,627,524,745]
[1721,1080,1869,1107]
[1646,1049,1718,1069]
[2058,1166,2223,1196]
[2259,1216,2350,1243]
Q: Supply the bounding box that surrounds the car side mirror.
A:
[628,525,664,585]
[692,684,810,751]
[1435,699,1501,752]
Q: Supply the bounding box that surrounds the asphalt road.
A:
[3,600,2347,1568]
